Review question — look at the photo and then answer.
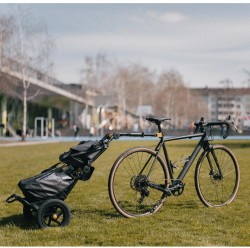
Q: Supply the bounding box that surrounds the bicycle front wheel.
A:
[195,145,240,207]
[108,147,170,218]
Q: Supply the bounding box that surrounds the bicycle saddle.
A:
[146,116,171,124]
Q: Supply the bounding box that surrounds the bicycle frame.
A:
[115,131,212,187]
[156,132,208,183]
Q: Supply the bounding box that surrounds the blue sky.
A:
[1,3,250,87]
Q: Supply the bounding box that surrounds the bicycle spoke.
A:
[109,147,168,217]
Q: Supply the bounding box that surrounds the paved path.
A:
[0,140,61,147]
[0,136,98,147]
[1,135,250,147]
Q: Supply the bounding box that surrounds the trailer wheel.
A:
[36,199,71,228]
[23,206,35,220]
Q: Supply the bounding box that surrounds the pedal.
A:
[169,182,185,196]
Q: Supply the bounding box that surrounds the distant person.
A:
[89,126,95,136]
[133,123,139,132]
[190,122,195,134]
[73,124,79,137]
[55,130,62,137]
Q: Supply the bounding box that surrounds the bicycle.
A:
[108,116,240,218]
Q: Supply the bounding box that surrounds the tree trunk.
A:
[22,87,27,141]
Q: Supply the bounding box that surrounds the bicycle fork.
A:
[206,146,224,180]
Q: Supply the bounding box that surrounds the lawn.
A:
[0,138,249,246]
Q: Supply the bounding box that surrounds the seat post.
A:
[157,123,162,133]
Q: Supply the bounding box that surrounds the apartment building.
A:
[191,87,250,129]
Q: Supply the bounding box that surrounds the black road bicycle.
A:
[108,116,240,218]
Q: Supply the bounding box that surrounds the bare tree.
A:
[80,53,113,93]
[0,13,13,94]
[80,55,208,129]
[5,7,54,140]
[186,90,208,124]
[112,64,154,112]
[243,68,250,87]
[154,70,189,128]
[0,13,14,68]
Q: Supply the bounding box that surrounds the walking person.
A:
[73,124,79,137]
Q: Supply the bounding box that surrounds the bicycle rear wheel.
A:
[195,145,240,207]
[108,147,170,218]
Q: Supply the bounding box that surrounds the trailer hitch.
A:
[6,194,39,210]
[6,194,20,203]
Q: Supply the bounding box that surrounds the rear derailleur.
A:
[130,175,149,204]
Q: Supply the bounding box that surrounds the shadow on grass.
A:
[1,201,199,230]
[176,200,199,208]
[0,208,121,230]
[71,208,122,219]
[0,214,37,229]
[167,200,199,209]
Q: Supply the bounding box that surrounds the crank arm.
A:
[148,182,171,196]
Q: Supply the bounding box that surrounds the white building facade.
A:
[191,87,250,130]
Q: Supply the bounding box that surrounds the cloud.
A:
[56,21,250,58]
[129,15,144,24]
[147,11,188,23]
[54,17,250,85]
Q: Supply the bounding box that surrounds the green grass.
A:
[0,139,249,246]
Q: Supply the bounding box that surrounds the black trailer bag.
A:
[59,140,108,181]
[59,140,107,169]
[18,165,76,203]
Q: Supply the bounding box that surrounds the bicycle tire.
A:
[108,147,170,218]
[195,145,240,207]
